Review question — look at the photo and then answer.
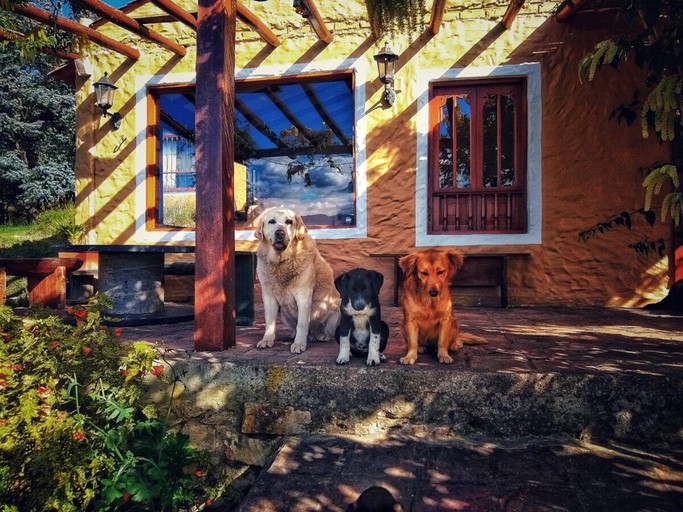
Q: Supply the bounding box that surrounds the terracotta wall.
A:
[74,0,672,307]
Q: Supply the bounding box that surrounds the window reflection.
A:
[152,75,356,229]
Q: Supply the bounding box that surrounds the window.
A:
[428,79,527,234]
[147,73,356,230]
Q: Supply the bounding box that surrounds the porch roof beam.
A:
[11,3,140,60]
[501,0,525,28]
[0,29,82,60]
[76,0,186,55]
[149,0,197,30]
[429,0,447,35]
[297,0,332,43]
[555,0,587,23]
[264,88,315,145]
[236,3,280,47]
[234,97,285,147]
[301,83,350,146]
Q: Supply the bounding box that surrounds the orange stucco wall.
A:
[73,0,673,307]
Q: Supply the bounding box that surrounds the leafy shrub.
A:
[0,296,220,511]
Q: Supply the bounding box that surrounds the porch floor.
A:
[121,305,683,375]
[121,305,683,511]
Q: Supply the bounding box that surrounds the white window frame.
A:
[415,63,542,246]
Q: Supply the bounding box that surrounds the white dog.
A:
[254,207,340,354]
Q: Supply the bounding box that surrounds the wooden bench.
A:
[369,252,530,308]
[0,257,84,309]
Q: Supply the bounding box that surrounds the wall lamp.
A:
[373,42,399,106]
[93,72,122,130]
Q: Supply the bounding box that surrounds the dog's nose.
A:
[429,290,439,297]
[274,229,285,242]
[352,298,366,310]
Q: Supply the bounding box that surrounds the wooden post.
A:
[194,0,237,350]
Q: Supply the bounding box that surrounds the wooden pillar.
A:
[194,0,237,350]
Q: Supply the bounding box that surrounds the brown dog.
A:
[398,248,487,364]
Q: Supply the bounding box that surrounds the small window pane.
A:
[500,94,515,187]
[455,96,471,188]
[483,94,498,188]
[438,97,453,188]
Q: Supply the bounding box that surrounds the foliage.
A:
[0,296,220,511]
[578,0,683,254]
[0,45,76,223]
[364,0,425,39]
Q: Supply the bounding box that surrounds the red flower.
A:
[0,381,6,390]
[114,327,123,337]
[195,470,204,478]
[72,431,85,442]
[121,370,129,377]
[205,498,213,507]
[2,334,12,342]
[66,306,74,314]
[36,386,50,399]
[123,492,131,502]
[32,329,39,336]
[50,341,60,348]
[13,364,23,371]
[150,365,164,376]
[83,347,92,355]
[75,309,87,318]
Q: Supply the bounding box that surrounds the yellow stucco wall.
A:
[74,0,673,307]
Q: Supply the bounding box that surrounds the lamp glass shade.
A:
[94,73,117,112]
[373,43,398,85]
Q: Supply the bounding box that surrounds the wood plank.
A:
[429,0,447,35]
[150,0,197,30]
[236,3,280,47]
[194,0,237,351]
[555,0,587,23]
[297,0,333,43]
[11,3,140,60]
[77,0,186,55]
[501,0,525,29]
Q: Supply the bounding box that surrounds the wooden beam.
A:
[236,3,279,47]
[149,0,197,30]
[0,29,82,60]
[264,88,315,145]
[11,3,140,60]
[76,0,186,55]
[297,0,332,43]
[555,0,587,23]
[160,110,194,140]
[429,0,447,35]
[501,0,525,29]
[194,0,237,351]
[234,97,284,147]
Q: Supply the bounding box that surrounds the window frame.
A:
[145,72,358,232]
[428,78,528,235]
[415,63,542,247]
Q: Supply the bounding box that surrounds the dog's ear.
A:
[294,212,308,241]
[369,270,384,294]
[398,253,418,278]
[252,209,267,241]
[334,272,348,294]
[445,249,465,278]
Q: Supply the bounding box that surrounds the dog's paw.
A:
[256,338,274,349]
[399,355,417,365]
[336,355,350,365]
[438,352,454,364]
[366,353,381,366]
[290,341,307,354]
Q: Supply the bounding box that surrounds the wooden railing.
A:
[431,190,526,233]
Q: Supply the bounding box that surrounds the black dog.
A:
[334,268,389,366]
[347,486,403,512]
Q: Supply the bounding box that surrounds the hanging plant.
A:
[365,0,426,39]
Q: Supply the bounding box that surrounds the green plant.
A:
[0,296,220,511]
[364,0,426,39]
[578,0,682,255]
